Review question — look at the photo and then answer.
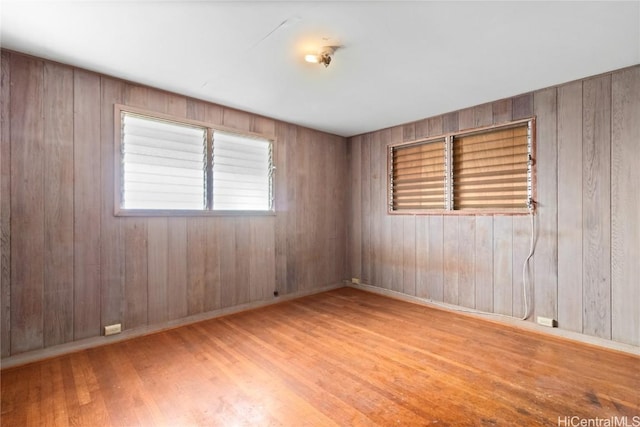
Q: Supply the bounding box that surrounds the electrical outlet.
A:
[536,316,556,328]
[351,278,361,285]
[104,323,122,336]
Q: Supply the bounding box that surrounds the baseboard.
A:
[1,282,345,370]
[348,282,640,357]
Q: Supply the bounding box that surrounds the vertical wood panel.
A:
[458,108,474,131]
[443,112,459,134]
[533,87,558,321]
[457,217,475,309]
[186,218,206,315]
[124,220,147,329]
[611,67,640,346]
[235,218,251,304]
[250,217,276,302]
[219,217,237,307]
[10,55,44,353]
[427,215,444,302]
[43,62,74,346]
[100,77,125,331]
[443,216,459,305]
[402,216,416,296]
[73,70,102,339]
[582,76,611,339]
[369,132,382,286]
[474,216,493,312]
[513,93,534,120]
[285,124,299,293]
[493,217,513,316]
[203,220,221,311]
[415,217,428,298]
[557,81,583,333]
[0,51,11,357]
[360,135,371,285]
[167,218,187,320]
[473,104,493,128]
[147,218,168,325]
[492,99,512,124]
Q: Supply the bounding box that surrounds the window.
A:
[389,119,534,214]
[116,106,274,215]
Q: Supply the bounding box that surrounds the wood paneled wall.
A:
[0,51,348,358]
[347,65,640,347]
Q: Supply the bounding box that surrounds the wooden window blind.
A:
[391,139,446,211]
[388,119,533,214]
[452,124,529,210]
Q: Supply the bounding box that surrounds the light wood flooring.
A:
[1,287,639,426]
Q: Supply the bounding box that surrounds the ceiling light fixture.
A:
[304,46,335,68]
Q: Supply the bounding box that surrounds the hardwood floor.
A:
[1,287,639,426]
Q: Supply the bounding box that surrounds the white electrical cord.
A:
[519,212,535,320]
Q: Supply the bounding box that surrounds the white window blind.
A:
[212,131,273,211]
[121,113,207,210]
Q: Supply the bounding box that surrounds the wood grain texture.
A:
[10,54,45,354]
[43,62,74,347]
[402,216,416,296]
[348,136,362,281]
[166,218,188,320]
[427,215,444,302]
[1,51,12,357]
[147,218,169,325]
[474,216,493,312]
[360,134,372,285]
[73,70,102,340]
[582,75,611,339]
[611,67,640,346]
[443,216,459,305]
[492,99,513,124]
[369,132,382,287]
[493,217,513,316]
[3,288,638,427]
[415,217,428,298]
[100,77,125,330]
[533,87,558,322]
[124,219,148,329]
[512,93,534,120]
[186,217,206,315]
[457,216,475,309]
[557,81,583,333]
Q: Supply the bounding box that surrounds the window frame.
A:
[114,104,276,217]
[387,117,536,215]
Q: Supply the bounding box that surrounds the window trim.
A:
[114,104,276,217]
[387,117,536,216]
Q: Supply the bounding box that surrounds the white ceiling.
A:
[1,1,639,137]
